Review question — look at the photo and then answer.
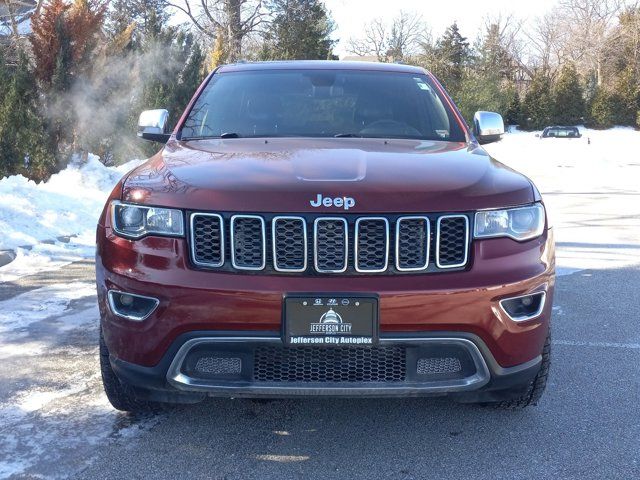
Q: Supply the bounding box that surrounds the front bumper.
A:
[97,223,555,369]
[110,331,542,402]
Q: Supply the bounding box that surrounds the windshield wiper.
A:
[334,133,361,138]
[220,132,240,138]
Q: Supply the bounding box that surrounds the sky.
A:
[324,0,560,57]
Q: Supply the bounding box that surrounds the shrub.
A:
[613,66,640,126]
[456,72,513,125]
[0,51,56,181]
[520,73,553,130]
[553,63,585,125]
[588,87,616,129]
[504,91,521,126]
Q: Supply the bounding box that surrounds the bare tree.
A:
[524,11,568,78]
[347,11,428,62]
[168,0,267,61]
[556,0,625,85]
[387,11,429,61]
[347,17,388,61]
[613,2,640,71]
[480,14,532,80]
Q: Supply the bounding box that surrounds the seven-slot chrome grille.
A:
[189,213,470,275]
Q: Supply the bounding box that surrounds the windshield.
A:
[180,69,466,142]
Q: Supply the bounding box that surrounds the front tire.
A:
[485,332,551,409]
[100,330,159,413]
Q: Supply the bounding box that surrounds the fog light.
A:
[107,290,159,321]
[119,294,134,307]
[499,292,546,322]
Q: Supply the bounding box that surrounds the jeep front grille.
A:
[395,216,430,271]
[272,216,307,272]
[190,213,224,267]
[189,212,471,275]
[314,218,348,273]
[436,215,470,268]
[355,218,389,272]
[230,215,266,270]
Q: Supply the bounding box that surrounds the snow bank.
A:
[0,155,143,280]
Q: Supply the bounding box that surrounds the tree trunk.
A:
[225,0,243,61]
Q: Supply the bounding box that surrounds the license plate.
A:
[283,295,378,346]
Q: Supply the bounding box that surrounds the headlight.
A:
[474,204,545,241]
[111,201,184,239]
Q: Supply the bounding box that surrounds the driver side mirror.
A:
[138,109,170,143]
[473,111,505,144]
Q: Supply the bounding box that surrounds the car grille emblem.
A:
[310,194,356,210]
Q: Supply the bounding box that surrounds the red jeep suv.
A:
[96,61,554,411]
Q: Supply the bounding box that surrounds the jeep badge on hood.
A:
[310,194,356,210]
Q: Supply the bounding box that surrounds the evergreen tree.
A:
[106,0,169,48]
[0,51,56,181]
[431,22,470,96]
[552,63,585,125]
[30,0,107,159]
[521,72,553,130]
[505,90,521,126]
[477,23,512,80]
[263,0,335,60]
[30,0,107,86]
[588,87,616,129]
[456,71,513,125]
[166,33,206,124]
[613,65,640,126]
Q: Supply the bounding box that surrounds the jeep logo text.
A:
[310,194,356,210]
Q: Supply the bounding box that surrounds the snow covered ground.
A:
[0,128,639,478]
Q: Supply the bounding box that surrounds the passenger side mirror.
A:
[138,109,170,143]
[473,111,505,144]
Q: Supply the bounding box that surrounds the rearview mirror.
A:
[473,111,505,144]
[138,109,170,143]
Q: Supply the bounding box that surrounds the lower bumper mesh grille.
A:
[254,345,407,383]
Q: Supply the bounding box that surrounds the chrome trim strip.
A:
[313,217,348,273]
[189,213,225,268]
[395,216,430,271]
[354,217,389,273]
[272,216,308,272]
[107,290,159,322]
[436,214,470,269]
[166,337,491,393]
[499,291,547,322]
[230,215,266,271]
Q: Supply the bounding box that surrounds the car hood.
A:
[122,138,535,213]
